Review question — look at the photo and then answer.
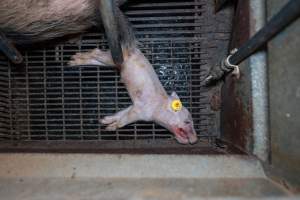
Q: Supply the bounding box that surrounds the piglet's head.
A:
[155,92,198,144]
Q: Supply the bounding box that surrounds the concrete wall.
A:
[267,0,300,191]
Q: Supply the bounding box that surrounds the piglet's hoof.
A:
[68,49,113,66]
[100,116,120,131]
[68,52,91,66]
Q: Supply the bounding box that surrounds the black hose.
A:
[229,0,300,65]
[205,0,300,85]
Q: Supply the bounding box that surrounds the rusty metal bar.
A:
[0,140,231,154]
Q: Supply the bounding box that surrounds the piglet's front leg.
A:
[69,49,143,130]
[100,105,140,131]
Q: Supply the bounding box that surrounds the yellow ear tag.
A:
[171,99,182,112]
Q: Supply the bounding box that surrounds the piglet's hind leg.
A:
[68,48,114,66]
[100,106,140,131]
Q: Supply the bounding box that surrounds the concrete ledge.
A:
[0,177,294,200]
[0,154,266,178]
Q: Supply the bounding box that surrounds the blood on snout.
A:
[177,127,188,138]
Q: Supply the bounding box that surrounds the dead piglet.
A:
[69,48,198,144]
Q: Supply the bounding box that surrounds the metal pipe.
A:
[0,31,23,64]
[249,0,269,163]
[99,0,124,66]
[229,0,300,65]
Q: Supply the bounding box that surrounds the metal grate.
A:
[0,0,233,144]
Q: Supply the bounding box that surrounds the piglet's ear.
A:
[170,91,179,99]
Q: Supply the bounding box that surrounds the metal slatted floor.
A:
[0,0,233,150]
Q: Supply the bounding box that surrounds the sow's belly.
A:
[0,0,97,44]
[3,20,95,45]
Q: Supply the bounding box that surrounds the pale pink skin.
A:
[69,48,198,144]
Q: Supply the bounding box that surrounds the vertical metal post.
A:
[249,0,269,162]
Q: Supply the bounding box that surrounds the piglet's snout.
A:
[174,127,198,144]
[187,129,198,144]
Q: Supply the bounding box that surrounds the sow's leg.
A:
[98,0,123,66]
[0,31,23,64]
